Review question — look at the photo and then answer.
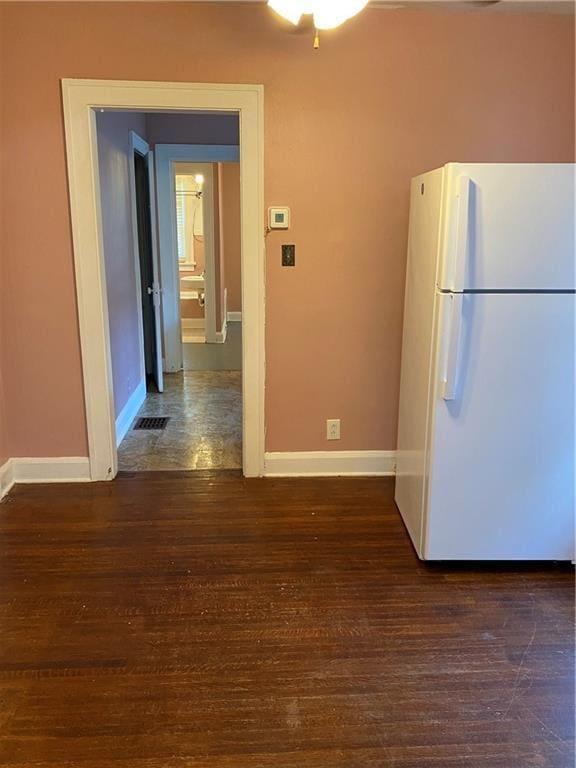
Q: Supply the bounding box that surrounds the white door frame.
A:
[62,79,265,479]
[156,145,239,369]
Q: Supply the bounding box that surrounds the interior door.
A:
[147,151,164,393]
[426,291,575,560]
[134,151,164,393]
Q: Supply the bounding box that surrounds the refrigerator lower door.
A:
[425,292,575,560]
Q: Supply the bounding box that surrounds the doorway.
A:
[176,165,208,345]
[62,80,265,480]
[154,143,239,372]
[113,127,244,472]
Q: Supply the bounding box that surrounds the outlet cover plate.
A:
[326,419,341,440]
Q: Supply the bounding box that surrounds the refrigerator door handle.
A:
[442,293,464,401]
[452,175,472,292]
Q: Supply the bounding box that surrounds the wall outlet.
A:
[326,419,341,441]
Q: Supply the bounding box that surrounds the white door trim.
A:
[62,79,265,479]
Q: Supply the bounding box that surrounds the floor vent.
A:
[133,417,170,431]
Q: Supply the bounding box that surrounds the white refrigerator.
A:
[395,163,575,561]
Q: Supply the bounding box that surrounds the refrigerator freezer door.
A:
[425,292,575,560]
[439,164,575,292]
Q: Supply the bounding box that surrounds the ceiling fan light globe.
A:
[268,0,369,30]
[313,0,369,29]
[267,0,304,25]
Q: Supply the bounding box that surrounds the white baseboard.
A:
[226,311,242,323]
[0,450,396,497]
[1,457,91,498]
[216,318,228,344]
[216,289,228,343]
[264,450,397,477]
[0,459,15,500]
[115,379,146,447]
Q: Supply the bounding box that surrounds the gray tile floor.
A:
[183,321,242,371]
[117,370,242,471]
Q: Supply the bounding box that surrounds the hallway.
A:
[118,371,242,471]
[183,321,242,371]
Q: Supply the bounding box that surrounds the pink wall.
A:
[0,371,6,468]
[0,4,7,467]
[0,3,574,458]
[96,111,148,419]
[0,299,5,467]
[0,313,7,466]
[221,163,242,314]
[213,164,223,334]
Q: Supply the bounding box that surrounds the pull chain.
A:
[313,28,320,49]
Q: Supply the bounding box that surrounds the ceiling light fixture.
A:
[268,0,369,47]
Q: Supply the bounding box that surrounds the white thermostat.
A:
[268,207,291,230]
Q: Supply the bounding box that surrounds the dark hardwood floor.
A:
[0,472,573,767]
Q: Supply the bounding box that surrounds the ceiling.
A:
[201,0,575,12]
[2,0,572,11]
[374,1,575,12]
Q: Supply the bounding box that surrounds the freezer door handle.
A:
[442,293,464,401]
[452,175,472,292]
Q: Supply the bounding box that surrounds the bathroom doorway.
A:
[176,164,209,345]
[173,161,243,372]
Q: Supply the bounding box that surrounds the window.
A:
[176,178,187,263]
[175,173,204,268]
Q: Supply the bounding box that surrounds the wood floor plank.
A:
[0,473,573,767]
